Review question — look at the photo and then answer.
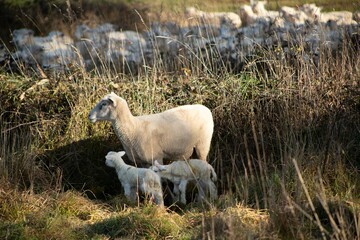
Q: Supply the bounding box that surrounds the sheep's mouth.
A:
[88,117,97,123]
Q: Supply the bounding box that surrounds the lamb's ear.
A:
[154,160,163,168]
[118,151,126,157]
[105,151,115,158]
[158,165,167,171]
[154,161,166,171]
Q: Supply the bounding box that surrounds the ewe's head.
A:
[105,151,126,167]
[88,92,127,123]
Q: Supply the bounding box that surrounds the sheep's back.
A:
[139,104,213,136]
[166,160,213,179]
[139,168,161,186]
[138,104,212,123]
[133,104,213,162]
[188,160,214,179]
[168,161,194,177]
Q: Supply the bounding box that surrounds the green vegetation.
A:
[1,0,360,239]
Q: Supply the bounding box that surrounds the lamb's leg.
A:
[123,184,136,203]
[197,180,207,203]
[173,184,181,202]
[209,181,218,201]
[179,180,188,204]
[153,190,164,207]
[129,188,138,203]
[144,180,164,207]
[123,184,132,201]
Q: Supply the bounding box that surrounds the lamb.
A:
[88,92,214,166]
[150,159,218,204]
[105,151,164,206]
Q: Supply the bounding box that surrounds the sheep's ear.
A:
[154,161,166,171]
[105,152,114,158]
[106,93,118,107]
[118,151,126,157]
[154,160,164,168]
[107,97,116,107]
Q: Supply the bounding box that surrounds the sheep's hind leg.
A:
[208,181,218,201]
[196,180,207,203]
[153,191,164,207]
[179,180,188,204]
[195,140,211,161]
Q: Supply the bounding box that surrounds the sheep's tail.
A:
[210,166,217,182]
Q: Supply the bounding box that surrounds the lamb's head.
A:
[105,151,126,167]
[88,92,126,123]
[150,160,167,173]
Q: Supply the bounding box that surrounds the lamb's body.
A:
[89,92,214,166]
[105,151,164,206]
[150,159,218,204]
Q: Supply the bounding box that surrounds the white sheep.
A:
[105,30,147,72]
[105,151,164,206]
[239,5,257,26]
[319,11,355,25]
[280,6,309,25]
[185,7,241,28]
[88,92,214,166]
[150,159,218,204]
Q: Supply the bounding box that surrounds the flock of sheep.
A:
[89,92,217,206]
[1,1,359,74]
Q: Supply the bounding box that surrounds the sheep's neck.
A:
[111,108,138,155]
[113,160,127,175]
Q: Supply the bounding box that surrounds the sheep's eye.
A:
[99,102,107,110]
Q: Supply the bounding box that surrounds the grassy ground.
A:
[1,0,360,239]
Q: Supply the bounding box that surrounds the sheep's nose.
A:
[88,114,97,123]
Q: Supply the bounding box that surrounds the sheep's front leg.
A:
[123,184,136,203]
[179,180,188,204]
[172,183,180,202]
